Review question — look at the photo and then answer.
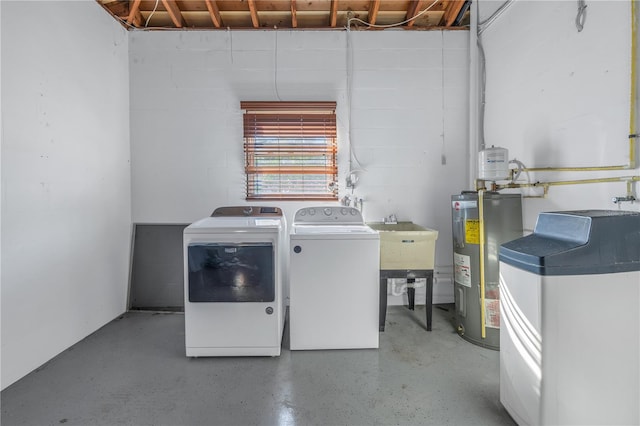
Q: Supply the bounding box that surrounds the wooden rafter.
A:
[442,0,466,26]
[204,0,223,27]
[99,0,471,31]
[368,0,380,25]
[132,11,143,27]
[161,0,186,28]
[126,0,142,25]
[406,0,424,28]
[329,0,338,27]
[105,1,129,17]
[247,0,260,28]
[291,0,298,28]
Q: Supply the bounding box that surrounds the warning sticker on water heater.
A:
[485,299,500,329]
[465,220,480,244]
[454,253,471,287]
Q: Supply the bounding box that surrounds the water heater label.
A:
[454,253,471,287]
[465,220,480,244]
[485,299,500,329]
[452,200,477,211]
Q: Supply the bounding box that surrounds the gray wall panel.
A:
[130,224,188,310]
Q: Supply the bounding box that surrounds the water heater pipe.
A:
[468,0,481,188]
[478,190,487,340]
[630,0,638,169]
[494,175,640,191]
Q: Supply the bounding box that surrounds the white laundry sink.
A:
[368,222,438,270]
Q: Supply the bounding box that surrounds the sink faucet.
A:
[384,214,398,224]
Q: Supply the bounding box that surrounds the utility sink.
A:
[368,222,438,270]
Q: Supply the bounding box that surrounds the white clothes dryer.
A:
[289,206,380,350]
[183,206,287,357]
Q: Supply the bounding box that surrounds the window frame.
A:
[241,101,338,201]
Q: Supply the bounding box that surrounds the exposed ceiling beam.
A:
[406,0,423,28]
[161,0,186,28]
[126,0,142,25]
[368,0,380,25]
[329,0,338,27]
[104,1,129,17]
[204,0,223,27]
[99,0,470,31]
[131,10,143,27]
[247,0,260,28]
[291,0,298,28]
[441,0,466,26]
[452,0,471,26]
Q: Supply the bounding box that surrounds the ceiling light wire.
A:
[145,0,160,27]
[274,30,283,101]
[228,28,234,64]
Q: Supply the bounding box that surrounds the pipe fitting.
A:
[612,195,636,204]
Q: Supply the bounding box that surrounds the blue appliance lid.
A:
[499,210,640,276]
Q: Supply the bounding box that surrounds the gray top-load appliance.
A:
[498,210,640,426]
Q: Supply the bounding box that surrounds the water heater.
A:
[451,191,523,350]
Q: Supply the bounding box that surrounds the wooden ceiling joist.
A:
[247,0,260,28]
[368,0,380,25]
[161,0,186,27]
[105,1,129,18]
[406,0,424,28]
[442,0,466,26]
[329,0,338,27]
[204,0,223,27]
[126,0,142,25]
[98,0,470,31]
[291,0,298,28]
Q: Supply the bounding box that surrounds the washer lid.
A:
[291,224,377,235]
[293,206,364,226]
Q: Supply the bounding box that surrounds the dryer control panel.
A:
[293,206,364,225]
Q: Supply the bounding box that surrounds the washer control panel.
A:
[294,206,364,224]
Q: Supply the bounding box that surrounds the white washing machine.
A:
[183,206,287,357]
[289,206,380,350]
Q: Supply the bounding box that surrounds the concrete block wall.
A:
[129,30,471,305]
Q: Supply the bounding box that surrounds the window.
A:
[241,101,338,201]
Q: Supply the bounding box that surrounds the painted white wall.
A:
[1,1,131,390]
[0,0,3,380]
[479,0,639,230]
[129,30,470,305]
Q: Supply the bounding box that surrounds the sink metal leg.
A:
[407,283,415,311]
[426,276,433,331]
[379,277,387,332]
[379,270,433,332]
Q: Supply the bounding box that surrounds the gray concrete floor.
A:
[2,305,516,426]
